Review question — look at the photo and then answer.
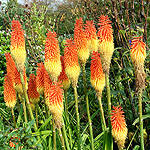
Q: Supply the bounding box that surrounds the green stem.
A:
[20,73,37,131]
[11,108,16,128]
[73,87,81,149]
[97,94,106,131]
[58,128,66,150]
[81,63,94,150]
[22,98,28,124]
[53,119,56,150]
[35,104,38,128]
[64,90,72,148]
[105,73,113,150]
[62,122,70,150]
[16,98,20,112]
[138,89,144,150]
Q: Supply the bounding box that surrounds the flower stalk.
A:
[20,73,38,131]
[81,62,94,150]
[11,108,16,128]
[138,89,144,150]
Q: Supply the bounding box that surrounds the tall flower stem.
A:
[35,104,38,127]
[22,99,28,124]
[58,128,66,150]
[52,119,56,150]
[73,86,81,149]
[62,122,70,150]
[138,88,144,150]
[81,63,94,150]
[20,73,38,131]
[11,108,16,128]
[97,94,106,131]
[105,73,113,150]
[64,90,72,148]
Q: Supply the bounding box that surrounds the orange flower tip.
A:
[11,20,26,73]
[28,74,40,104]
[4,74,16,108]
[45,81,64,128]
[90,51,105,94]
[130,36,146,65]
[44,31,61,81]
[111,106,128,150]
[36,62,45,95]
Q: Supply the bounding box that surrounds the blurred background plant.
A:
[0,0,149,149]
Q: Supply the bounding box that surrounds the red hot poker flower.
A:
[10,20,26,72]
[74,18,89,64]
[130,36,146,65]
[111,106,128,150]
[85,20,98,53]
[36,62,45,95]
[4,74,16,108]
[44,31,61,81]
[90,51,105,95]
[64,38,80,88]
[45,81,64,128]
[97,15,114,74]
[28,74,40,104]
[58,56,70,90]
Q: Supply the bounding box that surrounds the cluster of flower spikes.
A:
[111,106,128,150]
[74,18,89,64]
[84,20,98,53]
[64,38,80,88]
[4,53,27,108]
[130,36,146,91]
[58,56,71,90]
[10,20,26,73]
[44,31,62,82]
[97,15,114,74]
[90,51,105,96]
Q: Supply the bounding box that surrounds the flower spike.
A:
[10,20,26,73]
[90,51,105,96]
[44,31,61,81]
[58,56,71,90]
[111,106,128,150]
[45,81,64,128]
[74,18,89,64]
[85,20,98,53]
[36,62,45,95]
[28,74,40,104]
[64,38,80,88]
[4,74,16,108]
[97,15,114,74]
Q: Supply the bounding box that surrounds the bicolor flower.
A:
[28,74,40,104]
[130,36,146,90]
[97,15,114,74]
[58,56,71,90]
[45,82,64,128]
[36,62,45,95]
[90,51,105,96]
[85,20,98,53]
[10,20,26,73]
[64,39,80,88]
[44,31,61,81]
[4,74,16,108]
[111,106,128,150]
[74,18,89,64]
